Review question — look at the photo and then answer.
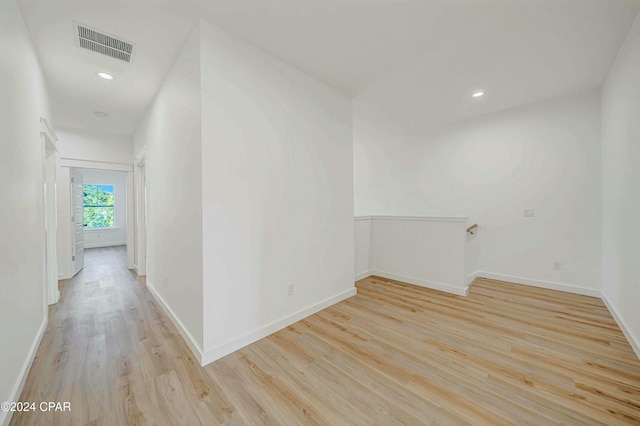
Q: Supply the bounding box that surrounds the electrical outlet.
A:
[553,261,562,270]
[288,284,295,296]
[523,209,535,218]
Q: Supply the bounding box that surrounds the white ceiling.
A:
[18,0,640,137]
[17,0,196,137]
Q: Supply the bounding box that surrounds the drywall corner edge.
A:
[601,290,640,361]
[201,287,357,366]
[146,280,203,365]
[1,318,47,426]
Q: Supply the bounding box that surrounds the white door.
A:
[71,169,84,275]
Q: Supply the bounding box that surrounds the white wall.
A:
[355,90,602,296]
[0,1,51,424]
[133,26,204,353]
[354,217,372,279]
[81,169,127,248]
[55,128,133,278]
[199,21,355,364]
[601,12,640,357]
[56,127,133,165]
[360,216,468,296]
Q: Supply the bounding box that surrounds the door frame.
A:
[134,150,147,276]
[40,118,59,306]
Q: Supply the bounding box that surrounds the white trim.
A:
[466,271,601,297]
[84,241,127,249]
[355,215,467,223]
[146,280,204,364]
[39,117,58,145]
[466,272,485,290]
[41,124,59,306]
[133,158,146,275]
[601,291,640,361]
[355,271,372,281]
[370,270,469,296]
[1,319,47,426]
[60,158,133,172]
[467,271,481,285]
[84,226,121,232]
[134,147,147,166]
[201,287,357,366]
[125,171,135,270]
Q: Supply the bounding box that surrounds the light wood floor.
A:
[11,246,640,425]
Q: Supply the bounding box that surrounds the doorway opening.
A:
[68,168,130,276]
[58,159,134,281]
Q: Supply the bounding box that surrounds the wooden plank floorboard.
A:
[10,248,640,425]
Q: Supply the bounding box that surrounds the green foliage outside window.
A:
[83,184,114,228]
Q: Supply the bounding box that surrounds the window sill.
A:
[84,227,121,232]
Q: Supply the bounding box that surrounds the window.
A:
[83,184,115,228]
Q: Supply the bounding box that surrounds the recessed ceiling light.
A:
[97,72,114,80]
[94,111,108,118]
[472,91,485,98]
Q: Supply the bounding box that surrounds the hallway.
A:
[11,246,217,425]
[11,246,640,425]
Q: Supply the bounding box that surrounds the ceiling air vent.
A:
[74,22,133,63]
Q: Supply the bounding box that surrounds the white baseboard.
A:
[601,291,640,361]
[146,281,204,365]
[355,271,372,281]
[201,287,357,366]
[467,271,601,297]
[467,271,481,286]
[58,269,72,280]
[370,270,468,296]
[1,318,47,426]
